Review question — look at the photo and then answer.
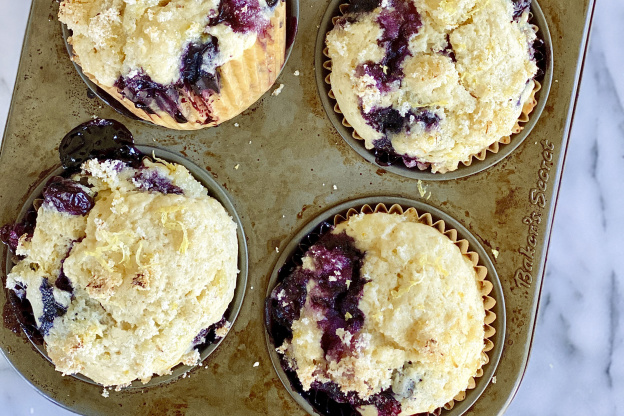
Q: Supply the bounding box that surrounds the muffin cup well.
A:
[4,145,248,390]
[61,0,299,130]
[265,197,505,416]
[315,0,553,180]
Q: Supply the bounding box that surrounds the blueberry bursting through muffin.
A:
[326,0,545,172]
[267,225,403,416]
[1,119,236,387]
[267,227,431,416]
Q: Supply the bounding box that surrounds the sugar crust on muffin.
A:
[325,0,539,173]
[59,0,286,129]
[274,212,486,415]
[6,158,238,388]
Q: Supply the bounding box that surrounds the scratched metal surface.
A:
[0,0,594,415]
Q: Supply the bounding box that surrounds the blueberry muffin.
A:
[325,0,540,173]
[268,208,492,415]
[59,0,286,129]
[2,124,238,388]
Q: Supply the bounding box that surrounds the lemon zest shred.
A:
[136,240,144,269]
[84,230,133,271]
[151,151,178,173]
[159,206,190,253]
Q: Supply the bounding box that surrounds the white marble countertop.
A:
[0,1,622,415]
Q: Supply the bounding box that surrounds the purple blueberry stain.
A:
[440,34,456,62]
[180,39,220,95]
[364,106,440,136]
[192,317,229,348]
[43,176,94,216]
[38,278,68,336]
[55,240,81,294]
[364,107,439,168]
[511,0,531,21]
[0,211,36,253]
[267,227,404,416]
[116,74,188,124]
[351,0,422,92]
[531,37,547,79]
[208,0,270,34]
[133,169,184,195]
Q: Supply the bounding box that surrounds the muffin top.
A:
[272,212,486,415]
[5,157,238,388]
[59,0,279,87]
[326,0,539,173]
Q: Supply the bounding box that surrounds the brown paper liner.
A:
[333,203,497,414]
[323,3,542,173]
[71,1,286,130]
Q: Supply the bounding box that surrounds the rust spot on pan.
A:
[296,204,311,219]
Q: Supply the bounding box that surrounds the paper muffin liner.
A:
[322,2,543,174]
[266,200,498,416]
[333,202,497,414]
[69,1,286,130]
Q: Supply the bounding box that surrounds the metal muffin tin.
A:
[264,197,506,416]
[315,0,554,181]
[0,0,595,414]
[3,145,249,391]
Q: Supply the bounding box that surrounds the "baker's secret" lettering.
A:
[513,140,554,289]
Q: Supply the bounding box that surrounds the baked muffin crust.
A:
[6,158,238,388]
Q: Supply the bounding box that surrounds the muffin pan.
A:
[0,0,596,415]
[4,145,249,390]
[315,0,554,180]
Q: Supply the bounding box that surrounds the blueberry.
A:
[368,390,402,416]
[374,0,423,84]
[0,211,36,252]
[116,75,188,124]
[43,176,94,216]
[192,317,229,347]
[38,278,68,336]
[511,0,531,20]
[363,107,404,134]
[411,109,441,131]
[133,169,184,195]
[441,34,456,61]
[180,39,220,94]
[531,37,547,79]
[54,271,73,293]
[208,0,269,34]
[55,241,79,294]
[59,118,141,170]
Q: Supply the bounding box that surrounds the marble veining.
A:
[0,0,622,415]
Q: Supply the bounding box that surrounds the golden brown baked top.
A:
[6,157,238,388]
